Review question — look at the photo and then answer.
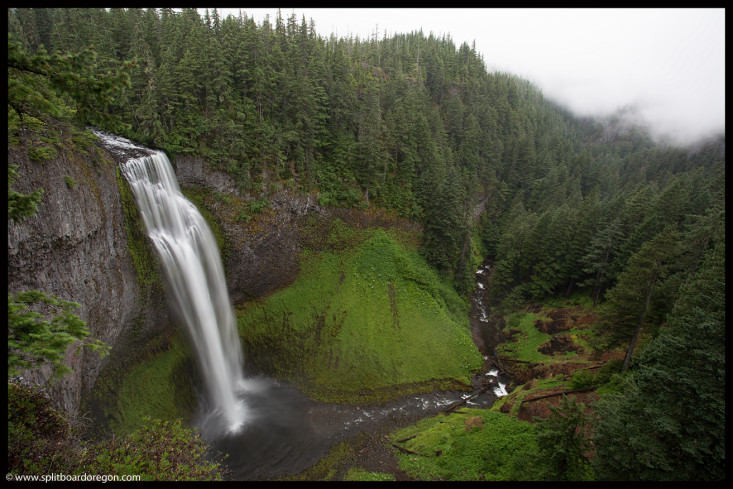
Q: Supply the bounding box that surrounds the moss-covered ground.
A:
[105,336,197,436]
[237,225,483,403]
[388,408,546,481]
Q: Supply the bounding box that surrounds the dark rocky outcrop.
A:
[7,143,171,418]
[172,155,421,305]
[174,156,241,196]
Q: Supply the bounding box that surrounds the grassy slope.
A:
[237,226,483,403]
[389,408,542,481]
[103,336,196,436]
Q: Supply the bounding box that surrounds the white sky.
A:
[210,8,725,145]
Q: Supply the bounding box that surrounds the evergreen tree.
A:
[534,395,593,480]
[592,242,724,480]
[579,218,623,306]
[600,225,680,372]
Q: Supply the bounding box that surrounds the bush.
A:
[8,382,226,481]
[28,146,58,161]
[64,175,78,188]
[248,197,269,213]
[569,369,597,389]
[7,381,74,474]
[88,417,227,481]
[594,359,623,385]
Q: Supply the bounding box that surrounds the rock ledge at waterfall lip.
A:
[92,128,157,162]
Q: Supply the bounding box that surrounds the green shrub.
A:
[235,211,251,223]
[88,417,226,481]
[8,382,225,481]
[7,381,73,474]
[213,191,230,204]
[594,358,623,385]
[248,197,269,213]
[64,175,78,188]
[569,369,597,389]
[28,146,58,162]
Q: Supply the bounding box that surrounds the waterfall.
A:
[121,150,246,433]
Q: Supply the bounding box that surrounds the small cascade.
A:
[485,367,509,397]
[470,261,509,399]
[105,131,246,433]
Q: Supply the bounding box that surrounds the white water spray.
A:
[121,151,246,432]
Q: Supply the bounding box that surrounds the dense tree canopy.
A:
[8,8,723,294]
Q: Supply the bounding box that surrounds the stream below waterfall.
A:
[196,260,509,480]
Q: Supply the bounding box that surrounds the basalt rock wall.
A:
[7,141,171,418]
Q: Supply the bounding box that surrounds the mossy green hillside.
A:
[389,409,545,481]
[238,228,483,403]
[104,337,197,436]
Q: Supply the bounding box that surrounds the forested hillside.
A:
[9,8,724,291]
[8,7,725,481]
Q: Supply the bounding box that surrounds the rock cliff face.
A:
[171,156,421,306]
[7,136,421,421]
[7,142,171,418]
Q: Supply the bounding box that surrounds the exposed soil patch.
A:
[502,328,523,342]
[537,333,582,356]
[534,307,597,334]
[514,389,600,422]
[465,415,484,431]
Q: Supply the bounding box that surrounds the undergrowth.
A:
[8,382,225,481]
[389,409,548,481]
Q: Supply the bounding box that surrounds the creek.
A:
[195,260,509,480]
[100,131,508,480]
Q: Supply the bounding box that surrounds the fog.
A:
[213,8,724,146]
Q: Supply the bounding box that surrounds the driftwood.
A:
[391,443,425,456]
[444,383,492,414]
[395,433,420,444]
[499,358,534,364]
[385,435,426,457]
[490,358,508,375]
[520,386,598,404]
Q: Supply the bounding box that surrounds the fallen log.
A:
[500,358,535,364]
[490,358,508,375]
[520,386,598,404]
[391,443,425,457]
[395,433,420,444]
[444,384,492,414]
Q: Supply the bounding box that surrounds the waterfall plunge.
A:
[121,151,246,433]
